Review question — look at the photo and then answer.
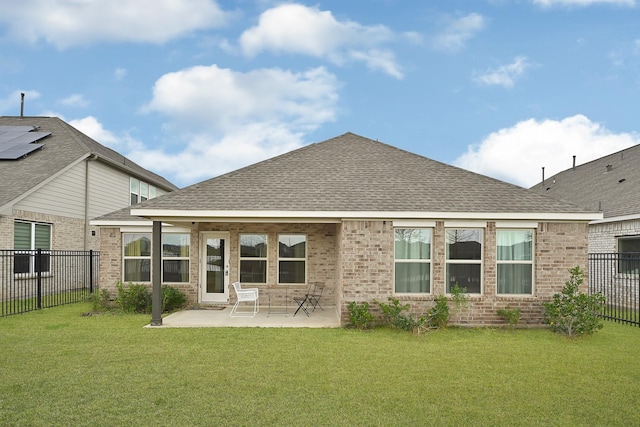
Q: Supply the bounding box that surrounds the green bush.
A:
[162,285,186,312]
[497,305,521,329]
[347,301,374,330]
[427,295,450,329]
[115,282,152,314]
[376,297,427,333]
[543,266,605,338]
[90,289,112,312]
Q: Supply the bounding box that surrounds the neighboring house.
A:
[529,144,640,255]
[0,116,178,261]
[92,132,600,326]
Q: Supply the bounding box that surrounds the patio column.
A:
[150,220,162,326]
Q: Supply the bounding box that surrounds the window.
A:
[446,229,482,294]
[240,234,268,283]
[130,178,157,205]
[123,233,190,283]
[123,233,151,282]
[163,234,190,283]
[14,221,51,275]
[394,228,431,293]
[278,234,306,284]
[618,237,640,275]
[497,230,534,294]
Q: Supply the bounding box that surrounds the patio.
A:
[149,305,341,328]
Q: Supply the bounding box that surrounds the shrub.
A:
[115,281,151,314]
[543,266,605,338]
[427,295,450,329]
[347,301,374,330]
[90,289,112,312]
[162,285,186,312]
[497,305,521,329]
[376,297,427,333]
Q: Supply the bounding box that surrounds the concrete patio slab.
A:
[147,305,341,328]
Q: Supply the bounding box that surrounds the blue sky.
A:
[2,0,640,189]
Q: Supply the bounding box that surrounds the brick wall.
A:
[2,209,99,251]
[589,218,640,253]
[338,220,589,327]
[98,222,339,307]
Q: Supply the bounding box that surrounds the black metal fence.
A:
[589,252,640,327]
[1,249,99,317]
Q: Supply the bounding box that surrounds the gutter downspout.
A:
[84,154,98,250]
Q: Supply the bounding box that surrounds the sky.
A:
[1,0,640,190]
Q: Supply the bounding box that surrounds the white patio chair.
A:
[230,282,259,318]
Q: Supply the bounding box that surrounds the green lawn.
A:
[1,304,639,426]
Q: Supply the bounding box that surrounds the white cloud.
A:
[454,115,640,188]
[533,0,635,6]
[137,64,340,185]
[238,4,403,78]
[114,68,128,81]
[0,0,230,49]
[69,116,120,147]
[59,94,89,108]
[473,56,531,88]
[432,13,485,52]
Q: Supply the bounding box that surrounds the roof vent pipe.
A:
[572,155,576,170]
[542,166,545,186]
[20,92,24,117]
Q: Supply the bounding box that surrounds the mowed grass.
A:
[1,304,639,426]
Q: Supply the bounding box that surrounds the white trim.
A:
[495,221,539,229]
[130,209,602,222]
[392,220,436,227]
[118,225,191,233]
[591,213,640,225]
[444,221,487,228]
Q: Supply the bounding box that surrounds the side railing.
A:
[589,252,640,327]
[0,249,99,317]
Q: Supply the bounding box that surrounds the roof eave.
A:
[129,209,603,223]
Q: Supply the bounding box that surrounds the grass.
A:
[1,304,639,426]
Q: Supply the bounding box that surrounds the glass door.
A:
[200,232,230,303]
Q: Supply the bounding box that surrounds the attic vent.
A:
[0,126,50,160]
[605,164,613,172]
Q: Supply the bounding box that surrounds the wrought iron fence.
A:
[0,249,99,317]
[589,252,640,327]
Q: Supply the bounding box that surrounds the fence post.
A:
[89,249,94,294]
[36,248,42,310]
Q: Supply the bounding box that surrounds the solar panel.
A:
[0,127,50,160]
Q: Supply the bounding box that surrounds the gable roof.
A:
[529,143,640,220]
[0,116,178,210]
[97,132,599,224]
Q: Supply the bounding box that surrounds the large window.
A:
[130,178,157,205]
[162,234,190,283]
[240,234,268,283]
[497,230,534,294]
[123,233,190,283]
[394,228,431,293]
[14,221,51,275]
[446,229,482,294]
[278,234,306,284]
[618,237,640,275]
[123,233,151,282]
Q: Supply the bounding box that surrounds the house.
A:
[529,145,640,254]
[0,116,178,258]
[92,132,601,326]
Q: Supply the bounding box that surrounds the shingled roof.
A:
[530,143,640,219]
[0,116,178,210]
[98,132,599,223]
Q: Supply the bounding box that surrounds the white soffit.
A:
[130,209,603,222]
